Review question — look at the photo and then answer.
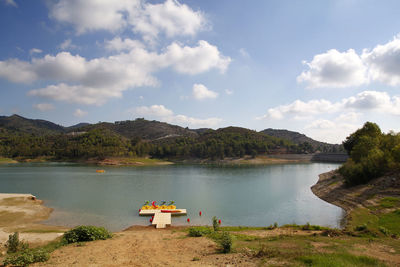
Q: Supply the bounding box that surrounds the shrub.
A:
[255,245,280,258]
[218,232,232,253]
[379,226,390,236]
[188,227,212,237]
[212,216,219,232]
[3,248,49,266]
[63,225,112,244]
[354,224,368,231]
[6,232,28,254]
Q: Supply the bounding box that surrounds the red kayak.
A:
[161,210,181,213]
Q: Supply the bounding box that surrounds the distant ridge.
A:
[0,114,341,152]
[260,128,342,152]
[0,114,65,135]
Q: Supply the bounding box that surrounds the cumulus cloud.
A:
[0,40,230,105]
[104,37,144,52]
[49,0,206,41]
[134,104,222,128]
[163,41,231,74]
[132,0,206,42]
[135,104,173,117]
[362,36,400,86]
[343,91,400,115]
[297,49,367,88]
[73,108,87,117]
[257,99,340,120]
[192,84,218,100]
[33,103,54,111]
[258,90,400,121]
[29,48,43,55]
[298,35,400,88]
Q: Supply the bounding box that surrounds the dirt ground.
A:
[33,227,258,267]
[0,194,65,249]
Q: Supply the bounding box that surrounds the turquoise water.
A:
[0,162,343,231]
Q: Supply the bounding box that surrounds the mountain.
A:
[260,128,343,152]
[0,114,65,135]
[75,118,198,141]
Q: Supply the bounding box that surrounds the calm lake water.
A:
[0,162,344,231]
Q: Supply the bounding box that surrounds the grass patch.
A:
[0,157,17,163]
[378,209,400,235]
[379,197,400,209]
[297,253,387,267]
[21,228,65,234]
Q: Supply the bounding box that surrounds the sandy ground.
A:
[33,227,258,267]
[0,194,65,249]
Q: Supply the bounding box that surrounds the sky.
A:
[0,0,400,143]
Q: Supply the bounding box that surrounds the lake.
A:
[0,162,344,231]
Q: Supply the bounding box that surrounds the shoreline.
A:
[0,154,344,167]
[311,169,400,230]
[0,194,66,246]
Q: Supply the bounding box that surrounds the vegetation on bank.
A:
[339,122,400,186]
[2,226,112,266]
[0,117,344,162]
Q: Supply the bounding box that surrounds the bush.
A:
[3,248,49,266]
[188,227,212,237]
[212,216,219,232]
[6,232,28,254]
[63,225,112,244]
[218,232,232,253]
[354,224,368,231]
[379,226,390,236]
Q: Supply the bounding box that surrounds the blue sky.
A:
[1,0,400,143]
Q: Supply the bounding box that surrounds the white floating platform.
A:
[139,209,187,216]
[139,209,187,229]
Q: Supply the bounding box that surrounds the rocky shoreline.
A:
[311,169,400,229]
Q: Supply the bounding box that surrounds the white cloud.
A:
[163,41,231,74]
[343,91,400,115]
[304,118,361,143]
[298,35,400,88]
[29,48,42,55]
[297,49,367,88]
[257,99,340,120]
[29,84,124,106]
[59,39,78,50]
[192,84,218,100]
[73,108,87,117]
[4,0,17,7]
[132,0,206,42]
[133,104,222,128]
[135,105,173,117]
[49,0,137,34]
[0,41,229,105]
[104,37,144,52]
[33,103,54,111]
[362,36,400,86]
[49,0,206,41]
[258,90,400,121]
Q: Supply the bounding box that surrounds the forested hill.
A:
[0,114,342,160]
[261,128,342,152]
[0,114,65,135]
[78,118,198,140]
